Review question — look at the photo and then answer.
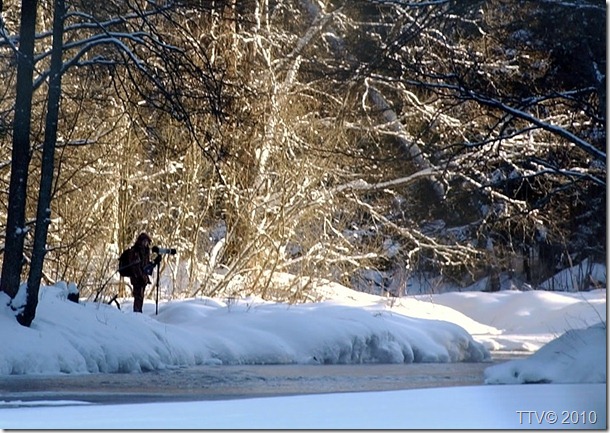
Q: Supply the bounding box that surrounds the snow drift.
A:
[0,284,489,375]
[484,322,606,384]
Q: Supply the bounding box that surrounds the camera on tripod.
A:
[145,246,176,274]
[149,246,177,316]
[152,246,177,255]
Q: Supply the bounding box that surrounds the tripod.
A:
[151,254,162,315]
[149,250,175,315]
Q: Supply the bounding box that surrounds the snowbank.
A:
[414,289,606,352]
[0,283,489,376]
[0,273,605,384]
[484,322,606,384]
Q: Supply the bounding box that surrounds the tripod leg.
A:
[155,262,160,315]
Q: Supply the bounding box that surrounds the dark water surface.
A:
[0,353,526,405]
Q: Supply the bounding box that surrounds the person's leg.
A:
[132,283,144,313]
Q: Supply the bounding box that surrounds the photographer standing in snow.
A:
[126,232,160,313]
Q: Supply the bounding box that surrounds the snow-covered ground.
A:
[0,265,606,429]
[1,383,605,429]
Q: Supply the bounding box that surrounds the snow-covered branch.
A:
[347,194,481,267]
[538,0,605,11]
[407,80,606,162]
[333,168,440,193]
[468,91,606,162]
[364,82,446,199]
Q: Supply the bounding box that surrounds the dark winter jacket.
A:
[130,232,152,285]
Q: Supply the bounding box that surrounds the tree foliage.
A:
[0,0,605,318]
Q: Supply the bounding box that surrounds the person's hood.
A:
[136,232,151,245]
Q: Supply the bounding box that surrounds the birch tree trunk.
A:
[366,85,446,200]
[304,0,445,200]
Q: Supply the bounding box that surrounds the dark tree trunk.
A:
[0,0,38,300]
[18,0,65,327]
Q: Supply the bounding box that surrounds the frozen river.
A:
[0,354,523,405]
